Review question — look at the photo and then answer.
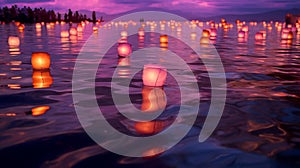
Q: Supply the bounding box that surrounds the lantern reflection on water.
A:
[117,43,132,57]
[8,36,20,48]
[134,120,167,135]
[202,29,210,38]
[32,70,53,88]
[210,28,217,39]
[18,24,25,31]
[69,27,77,36]
[138,28,145,37]
[120,31,127,39]
[200,37,210,44]
[31,106,50,116]
[141,87,167,113]
[142,65,167,87]
[255,32,264,40]
[31,52,51,70]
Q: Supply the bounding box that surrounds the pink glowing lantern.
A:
[259,30,267,39]
[8,36,20,48]
[35,23,42,29]
[281,30,293,40]
[69,27,77,36]
[117,43,132,57]
[238,31,246,38]
[255,32,264,40]
[210,28,217,39]
[142,65,167,87]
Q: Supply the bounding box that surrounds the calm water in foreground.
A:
[0,22,300,167]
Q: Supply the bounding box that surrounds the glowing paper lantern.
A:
[120,31,128,38]
[77,25,83,32]
[241,25,248,32]
[200,37,210,44]
[31,52,51,70]
[255,32,264,40]
[238,31,246,38]
[8,36,20,48]
[135,121,166,135]
[32,70,53,88]
[93,26,98,32]
[160,35,168,43]
[138,28,145,37]
[36,23,42,29]
[142,65,167,87]
[61,31,69,38]
[31,106,50,116]
[141,87,167,113]
[259,30,267,39]
[287,31,293,40]
[210,28,217,39]
[117,43,132,57]
[69,27,77,36]
[118,57,130,66]
[18,24,25,31]
[202,29,210,37]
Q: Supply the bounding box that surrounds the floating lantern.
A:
[8,36,20,48]
[142,64,167,87]
[287,31,293,40]
[258,31,266,40]
[202,29,210,38]
[120,31,128,39]
[31,52,51,70]
[18,24,25,31]
[31,106,50,116]
[141,87,167,113]
[138,28,145,37]
[210,28,217,39]
[190,32,197,40]
[238,30,246,38]
[135,121,166,135]
[36,23,42,29]
[160,35,168,43]
[77,25,83,32]
[200,37,210,44]
[281,30,293,40]
[32,70,53,88]
[69,27,77,36]
[93,26,98,32]
[61,31,69,38]
[255,32,264,40]
[160,42,168,49]
[117,43,132,57]
[241,25,248,32]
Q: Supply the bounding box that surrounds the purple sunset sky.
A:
[1,0,300,16]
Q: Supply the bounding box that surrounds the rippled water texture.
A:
[0,21,300,167]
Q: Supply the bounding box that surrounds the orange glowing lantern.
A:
[117,43,132,57]
[69,27,77,36]
[241,25,248,32]
[93,26,98,32]
[31,52,51,70]
[255,32,264,40]
[138,28,145,37]
[32,70,53,88]
[77,25,83,32]
[160,35,168,43]
[8,36,20,48]
[142,64,167,87]
[141,87,167,113]
[259,30,267,39]
[238,31,246,38]
[61,31,69,38]
[287,31,293,40]
[18,24,25,31]
[200,37,210,44]
[31,106,50,116]
[202,29,210,37]
[118,57,130,66]
[135,121,166,135]
[36,23,42,29]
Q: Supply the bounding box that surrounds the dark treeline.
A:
[0,5,103,23]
